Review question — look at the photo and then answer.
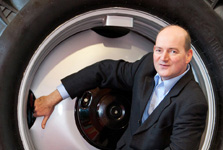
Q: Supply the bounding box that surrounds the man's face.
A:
[153,26,193,80]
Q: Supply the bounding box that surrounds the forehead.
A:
[155,27,186,48]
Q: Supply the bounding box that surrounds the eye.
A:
[171,50,177,53]
[169,49,178,54]
[154,48,162,53]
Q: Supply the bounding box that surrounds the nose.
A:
[160,51,169,61]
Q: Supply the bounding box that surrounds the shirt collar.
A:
[154,64,190,95]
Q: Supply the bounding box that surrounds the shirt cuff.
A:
[57,84,70,99]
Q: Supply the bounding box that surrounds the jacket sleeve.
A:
[61,53,152,99]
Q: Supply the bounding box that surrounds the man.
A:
[34,25,207,150]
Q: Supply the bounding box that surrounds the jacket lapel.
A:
[139,76,155,116]
[134,68,194,135]
[135,93,172,135]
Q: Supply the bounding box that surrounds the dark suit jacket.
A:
[61,53,208,150]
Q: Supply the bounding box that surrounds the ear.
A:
[153,45,156,52]
[186,49,193,63]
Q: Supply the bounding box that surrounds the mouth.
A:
[159,64,170,68]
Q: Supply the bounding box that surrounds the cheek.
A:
[171,57,185,64]
[153,55,159,63]
[171,58,187,71]
[153,56,159,69]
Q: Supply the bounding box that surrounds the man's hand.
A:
[33,90,63,129]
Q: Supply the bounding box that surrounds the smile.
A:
[159,64,170,68]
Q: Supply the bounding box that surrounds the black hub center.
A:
[75,88,131,149]
[109,105,122,119]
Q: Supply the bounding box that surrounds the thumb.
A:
[41,116,49,129]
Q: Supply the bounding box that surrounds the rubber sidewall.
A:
[0,0,223,149]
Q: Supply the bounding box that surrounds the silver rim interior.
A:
[18,8,215,150]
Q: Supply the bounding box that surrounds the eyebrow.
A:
[154,46,163,49]
[169,48,179,51]
[154,46,178,50]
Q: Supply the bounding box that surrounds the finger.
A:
[33,111,40,118]
[33,112,36,117]
[41,116,49,129]
[34,98,39,107]
[33,109,39,117]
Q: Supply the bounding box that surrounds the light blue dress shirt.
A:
[141,65,190,123]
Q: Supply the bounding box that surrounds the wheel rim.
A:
[17,7,215,150]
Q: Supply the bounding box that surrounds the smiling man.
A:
[34,25,207,150]
[154,26,193,80]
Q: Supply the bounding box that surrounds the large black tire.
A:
[0,0,223,149]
